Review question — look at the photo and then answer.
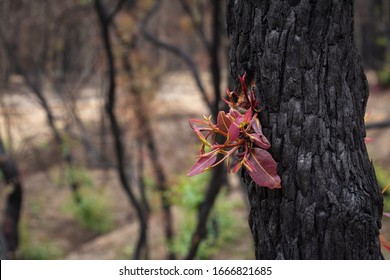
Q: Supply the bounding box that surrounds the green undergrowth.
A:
[378,50,390,88]
[170,173,243,259]
[66,186,114,234]
[31,165,113,234]
[57,166,94,189]
[61,167,113,234]
[18,220,64,260]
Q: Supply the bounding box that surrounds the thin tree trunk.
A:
[0,30,80,202]
[209,0,222,118]
[0,139,22,259]
[94,0,148,260]
[116,27,174,259]
[186,157,225,259]
[134,102,176,259]
[185,0,227,260]
[227,0,383,259]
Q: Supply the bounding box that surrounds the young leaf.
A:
[217,111,232,133]
[242,108,252,124]
[229,108,241,119]
[252,118,263,135]
[189,122,212,147]
[249,133,271,149]
[187,151,218,176]
[247,148,281,189]
[228,118,241,142]
[239,72,247,94]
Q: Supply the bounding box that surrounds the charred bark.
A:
[227,0,383,259]
[0,139,22,259]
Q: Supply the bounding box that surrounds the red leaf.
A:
[238,72,247,98]
[252,118,263,135]
[249,133,271,149]
[231,161,242,173]
[250,118,271,149]
[243,108,252,123]
[229,108,241,119]
[187,151,218,176]
[247,148,281,189]
[190,123,212,147]
[217,111,232,133]
[228,118,241,141]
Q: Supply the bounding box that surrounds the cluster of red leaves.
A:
[187,73,281,189]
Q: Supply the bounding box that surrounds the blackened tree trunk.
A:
[227,0,383,259]
[0,139,22,259]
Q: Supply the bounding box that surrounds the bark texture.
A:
[227,0,383,259]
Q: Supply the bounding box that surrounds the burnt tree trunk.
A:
[0,139,22,259]
[227,0,383,259]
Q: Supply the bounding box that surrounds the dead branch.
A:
[140,0,212,113]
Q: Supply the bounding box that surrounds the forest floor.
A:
[0,71,389,259]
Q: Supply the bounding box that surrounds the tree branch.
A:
[0,27,81,202]
[365,120,390,130]
[140,0,212,113]
[178,0,210,50]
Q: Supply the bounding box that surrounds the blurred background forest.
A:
[0,0,389,260]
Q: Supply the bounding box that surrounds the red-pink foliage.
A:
[187,73,281,189]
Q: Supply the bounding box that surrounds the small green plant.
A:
[375,165,390,185]
[67,167,94,189]
[378,66,390,88]
[19,221,64,260]
[55,166,94,189]
[20,243,64,260]
[67,186,114,234]
[378,50,390,88]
